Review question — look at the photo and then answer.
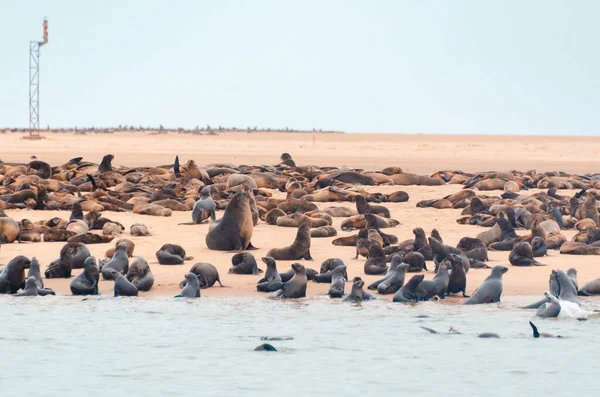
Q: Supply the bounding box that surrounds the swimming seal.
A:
[266,221,312,261]
[535,292,562,318]
[126,257,154,292]
[464,266,508,305]
[206,191,256,251]
[70,257,100,295]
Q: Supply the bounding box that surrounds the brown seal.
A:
[130,223,150,236]
[310,226,337,238]
[67,233,114,244]
[509,242,546,266]
[206,191,256,251]
[43,228,78,242]
[267,221,312,260]
[322,206,358,217]
[0,256,31,293]
[0,217,19,243]
[354,195,390,218]
[560,241,600,255]
[126,257,154,292]
[156,243,193,265]
[276,213,329,228]
[387,191,409,202]
[264,208,286,225]
[133,202,173,217]
[277,199,318,214]
[105,239,136,258]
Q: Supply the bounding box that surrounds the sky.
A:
[0,0,598,134]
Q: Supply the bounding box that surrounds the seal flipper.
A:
[529,321,540,338]
[303,250,313,261]
[419,326,438,334]
[246,242,259,251]
[87,174,99,191]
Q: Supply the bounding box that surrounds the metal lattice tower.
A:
[28,18,48,138]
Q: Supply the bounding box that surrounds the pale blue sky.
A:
[1,0,598,134]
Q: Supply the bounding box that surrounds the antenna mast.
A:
[28,18,48,139]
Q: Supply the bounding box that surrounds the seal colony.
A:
[2,154,600,308]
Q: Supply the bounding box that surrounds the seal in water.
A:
[205,191,256,251]
[0,256,31,294]
[536,292,562,318]
[343,278,376,302]
[254,343,277,352]
[70,257,100,295]
[126,257,154,292]
[229,252,261,275]
[464,266,508,305]
[393,274,425,303]
[270,263,307,299]
[176,273,201,298]
[101,242,130,280]
[266,221,312,261]
[328,265,347,298]
[529,321,562,338]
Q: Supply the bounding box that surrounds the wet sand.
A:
[1,131,599,298]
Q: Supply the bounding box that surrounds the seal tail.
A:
[529,321,540,338]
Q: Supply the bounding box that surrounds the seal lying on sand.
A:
[156,244,193,265]
[229,252,260,274]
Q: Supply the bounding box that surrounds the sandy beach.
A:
[1,131,598,298]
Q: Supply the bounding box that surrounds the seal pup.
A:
[70,257,100,296]
[393,274,424,303]
[270,263,307,299]
[126,257,154,292]
[14,277,48,297]
[191,186,217,223]
[205,191,256,251]
[229,252,261,275]
[176,273,201,298]
[328,265,347,298]
[156,243,192,265]
[101,242,129,280]
[45,242,91,279]
[266,221,312,261]
[377,263,408,295]
[26,258,55,296]
[342,278,376,302]
[363,242,388,275]
[130,223,150,236]
[257,257,283,292]
[531,236,547,257]
[447,253,468,297]
[0,256,31,294]
[111,271,138,297]
[536,292,562,318]
[464,266,508,305]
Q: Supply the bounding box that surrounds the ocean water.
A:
[1,296,599,397]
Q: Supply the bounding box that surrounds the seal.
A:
[206,191,256,251]
[429,237,470,273]
[509,242,546,266]
[67,233,114,244]
[342,278,376,302]
[377,263,408,295]
[456,237,488,262]
[363,242,388,275]
[0,256,31,293]
[322,206,358,217]
[368,254,402,290]
[13,277,46,297]
[393,274,425,303]
[130,223,150,236]
[126,257,154,292]
[310,226,337,238]
[536,292,561,318]
[354,195,390,218]
[186,262,223,288]
[229,252,261,274]
[276,213,329,228]
[415,262,449,301]
[387,191,409,202]
[270,263,308,299]
[559,241,600,255]
[26,257,55,295]
[257,257,283,292]
[464,266,508,305]
[101,242,129,280]
[43,228,77,242]
[70,256,100,295]
[192,186,217,223]
[328,265,347,298]
[176,273,201,298]
[254,343,277,352]
[266,221,312,260]
[45,242,91,278]
[111,270,138,297]
[105,239,135,258]
[0,217,19,243]
[404,252,427,272]
[279,266,318,282]
[156,243,193,265]
[579,278,600,296]
[446,253,468,297]
[264,208,287,225]
[531,236,547,257]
